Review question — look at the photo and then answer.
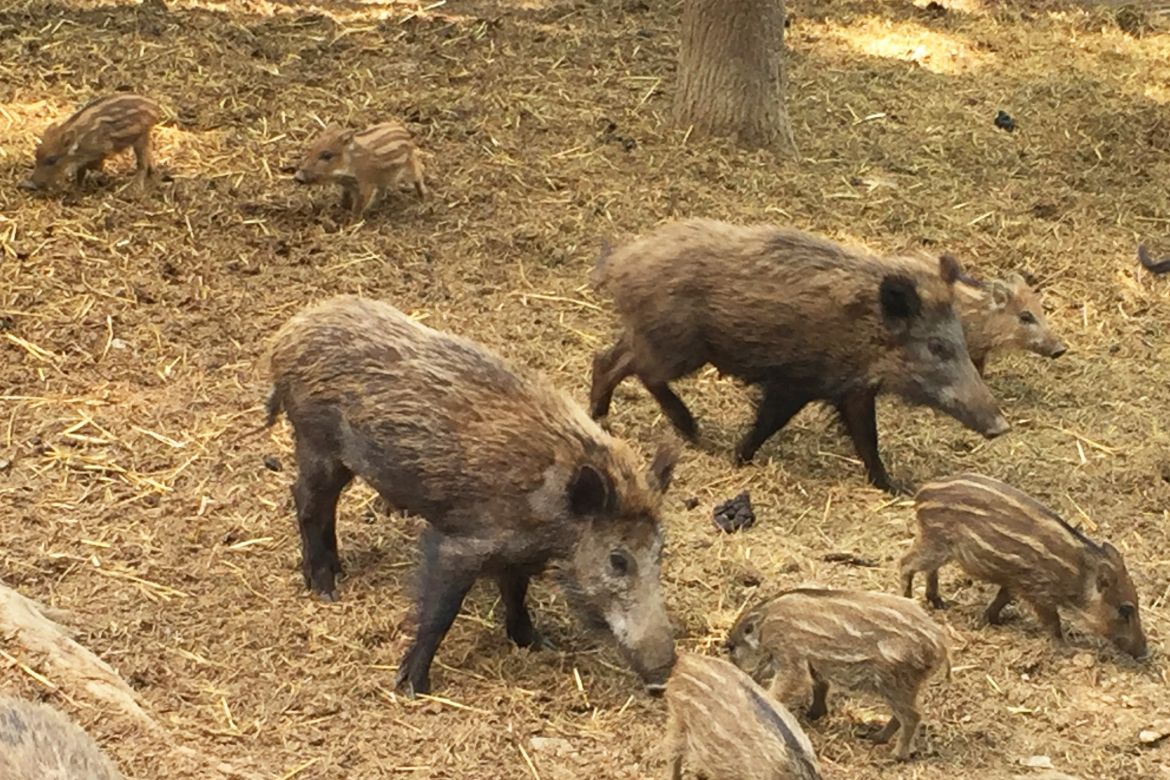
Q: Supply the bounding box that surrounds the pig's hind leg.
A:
[292,444,353,602]
[735,381,811,465]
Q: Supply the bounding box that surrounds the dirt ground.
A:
[2,0,1169,777]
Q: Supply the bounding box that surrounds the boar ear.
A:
[879,275,922,322]
[648,441,679,494]
[1006,271,1029,290]
[988,279,1011,310]
[568,463,615,516]
[938,254,963,286]
[339,128,357,145]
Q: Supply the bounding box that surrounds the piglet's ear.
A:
[939,253,963,286]
[568,463,615,517]
[648,441,679,495]
[988,279,1011,310]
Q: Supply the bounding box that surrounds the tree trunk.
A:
[674,0,795,151]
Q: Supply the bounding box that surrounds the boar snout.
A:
[19,177,42,191]
[606,595,676,692]
[1046,341,1068,359]
[293,169,310,184]
[981,415,1011,439]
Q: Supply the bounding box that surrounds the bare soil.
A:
[1,0,1169,778]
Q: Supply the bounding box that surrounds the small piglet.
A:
[725,588,950,760]
[664,652,822,780]
[955,272,1066,375]
[903,473,1147,659]
[22,94,161,191]
[293,120,426,216]
[0,696,124,780]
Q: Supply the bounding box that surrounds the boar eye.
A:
[1019,311,1037,325]
[927,337,953,360]
[41,155,59,166]
[318,150,334,161]
[1119,603,1135,621]
[608,551,631,577]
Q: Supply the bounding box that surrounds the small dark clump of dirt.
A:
[712,491,755,533]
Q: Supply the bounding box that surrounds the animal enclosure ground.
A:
[2,0,1170,777]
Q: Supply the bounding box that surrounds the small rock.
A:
[1071,652,1095,669]
[995,109,1017,132]
[263,455,282,472]
[110,338,130,350]
[1139,719,1170,746]
[1019,756,1054,769]
[530,736,574,756]
[713,491,754,533]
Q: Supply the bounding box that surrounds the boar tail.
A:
[239,387,284,439]
[590,237,614,289]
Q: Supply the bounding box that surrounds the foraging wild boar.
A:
[726,589,950,760]
[664,652,822,780]
[0,696,124,780]
[954,271,1066,375]
[902,473,1147,659]
[590,219,1009,493]
[21,94,161,191]
[293,120,426,216]
[262,296,677,696]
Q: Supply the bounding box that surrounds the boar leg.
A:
[984,586,1013,624]
[292,452,353,601]
[75,158,105,185]
[835,389,904,494]
[664,708,685,780]
[132,135,154,184]
[338,183,356,211]
[806,667,830,721]
[899,544,950,608]
[352,182,377,216]
[735,382,810,464]
[497,570,541,649]
[888,697,922,760]
[643,381,698,442]
[589,339,635,419]
[1032,603,1064,641]
[408,152,427,199]
[395,530,477,696]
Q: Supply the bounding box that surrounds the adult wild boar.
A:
[262,296,678,696]
[590,219,1009,493]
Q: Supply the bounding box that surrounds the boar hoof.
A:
[316,589,339,603]
[506,622,544,650]
[926,596,948,610]
[806,704,828,721]
[394,657,429,699]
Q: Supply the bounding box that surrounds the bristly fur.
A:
[903,473,1146,659]
[725,588,949,759]
[664,653,822,780]
[0,697,124,780]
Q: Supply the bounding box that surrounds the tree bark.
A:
[674,0,795,151]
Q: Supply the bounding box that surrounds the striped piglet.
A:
[902,473,1147,659]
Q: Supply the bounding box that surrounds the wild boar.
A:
[0,696,124,780]
[21,93,161,191]
[902,473,1147,659]
[725,589,950,760]
[954,272,1066,374]
[590,219,1009,493]
[262,296,677,696]
[664,652,822,780]
[293,120,426,216]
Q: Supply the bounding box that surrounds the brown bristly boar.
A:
[902,473,1147,659]
[262,296,677,696]
[954,271,1066,375]
[293,120,426,216]
[664,652,822,780]
[725,588,950,760]
[0,696,124,780]
[589,218,1009,494]
[21,94,161,191]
